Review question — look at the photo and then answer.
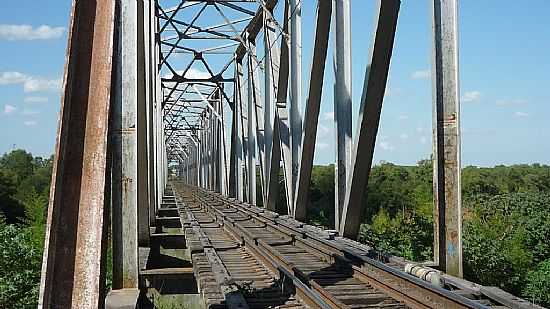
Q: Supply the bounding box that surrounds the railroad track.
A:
[168,182,539,309]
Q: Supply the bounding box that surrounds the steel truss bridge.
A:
[38,0,541,308]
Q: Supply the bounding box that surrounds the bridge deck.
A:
[138,182,539,309]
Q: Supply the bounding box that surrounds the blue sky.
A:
[0,1,549,167]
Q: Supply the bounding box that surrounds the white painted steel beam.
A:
[332,0,353,231]
[112,0,139,289]
[247,57,257,205]
[340,0,400,239]
[289,0,303,206]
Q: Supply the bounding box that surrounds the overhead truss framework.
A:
[39,0,463,307]
[160,0,462,279]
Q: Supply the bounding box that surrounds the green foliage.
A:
[307,165,335,227]
[23,192,49,250]
[463,193,550,297]
[304,160,550,302]
[524,259,550,306]
[0,150,52,224]
[0,224,41,308]
[357,160,434,261]
[359,208,433,261]
[0,169,25,223]
[0,150,52,308]
[0,149,34,185]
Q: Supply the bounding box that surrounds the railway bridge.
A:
[38,0,541,308]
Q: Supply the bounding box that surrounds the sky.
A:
[0,1,549,167]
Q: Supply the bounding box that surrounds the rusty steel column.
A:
[111,0,139,289]
[38,0,116,307]
[432,0,462,277]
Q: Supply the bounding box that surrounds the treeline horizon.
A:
[1,149,549,307]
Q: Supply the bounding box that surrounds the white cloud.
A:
[0,71,61,92]
[21,109,40,116]
[3,104,16,115]
[461,90,481,103]
[496,99,527,106]
[0,24,65,40]
[164,68,210,80]
[399,133,409,140]
[162,68,210,89]
[379,141,395,151]
[184,68,210,79]
[23,77,62,92]
[398,114,409,121]
[323,112,334,121]
[514,111,528,118]
[24,96,49,103]
[0,72,27,85]
[23,120,38,126]
[411,70,430,80]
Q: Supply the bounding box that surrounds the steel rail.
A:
[187,188,405,308]
[180,188,336,309]
[178,183,500,309]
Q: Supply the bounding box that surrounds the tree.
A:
[0,170,25,223]
[0,149,34,185]
[463,193,550,295]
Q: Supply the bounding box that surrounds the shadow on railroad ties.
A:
[228,262,355,307]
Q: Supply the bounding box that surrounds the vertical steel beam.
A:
[206,120,209,190]
[205,123,208,190]
[340,0,400,239]
[199,129,204,188]
[146,0,157,229]
[229,67,238,197]
[263,15,276,208]
[262,7,295,213]
[432,0,462,277]
[155,62,163,207]
[289,0,303,200]
[217,91,229,195]
[112,0,139,289]
[214,108,220,192]
[162,126,168,190]
[263,13,283,212]
[333,0,353,231]
[247,57,257,204]
[274,1,294,215]
[208,112,214,191]
[294,0,332,221]
[240,92,250,200]
[186,157,190,183]
[248,41,267,205]
[234,61,245,201]
[39,0,116,307]
[137,0,150,247]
